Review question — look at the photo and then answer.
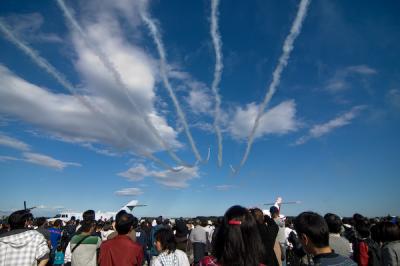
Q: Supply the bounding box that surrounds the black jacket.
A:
[258,216,279,266]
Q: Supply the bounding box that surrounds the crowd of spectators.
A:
[0,205,399,266]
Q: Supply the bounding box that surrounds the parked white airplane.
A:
[48,200,146,223]
[262,197,301,218]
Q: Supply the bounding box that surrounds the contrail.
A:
[232,0,311,173]
[139,2,203,162]
[210,0,224,167]
[0,19,95,114]
[0,18,182,173]
[56,0,194,168]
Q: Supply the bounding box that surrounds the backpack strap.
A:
[71,235,91,253]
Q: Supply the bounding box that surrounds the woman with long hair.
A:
[200,205,265,266]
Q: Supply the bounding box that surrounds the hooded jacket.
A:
[0,229,49,266]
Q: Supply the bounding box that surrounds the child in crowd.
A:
[53,244,65,266]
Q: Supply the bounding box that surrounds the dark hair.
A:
[381,222,400,242]
[370,223,382,243]
[115,210,134,235]
[54,219,62,228]
[103,222,113,231]
[83,210,95,221]
[324,213,342,234]
[213,205,264,266]
[294,212,329,248]
[285,217,293,228]
[36,217,47,227]
[80,220,95,232]
[155,228,176,253]
[353,213,365,224]
[249,208,264,225]
[132,216,139,229]
[355,218,370,238]
[270,206,279,215]
[156,216,163,225]
[174,219,188,238]
[8,210,33,230]
[201,218,208,227]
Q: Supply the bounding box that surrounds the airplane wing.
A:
[263,201,301,205]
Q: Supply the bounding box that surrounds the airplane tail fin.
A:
[120,200,147,212]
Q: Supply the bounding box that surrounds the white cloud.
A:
[0,151,80,170]
[0,61,179,155]
[229,100,299,140]
[191,121,214,134]
[167,68,213,116]
[215,185,235,191]
[0,133,30,151]
[118,163,150,181]
[1,13,62,43]
[119,164,200,189]
[386,89,400,110]
[0,1,185,161]
[36,205,65,210]
[22,152,81,170]
[346,65,377,75]
[295,105,365,145]
[326,65,377,93]
[0,155,19,162]
[187,90,213,115]
[115,187,143,196]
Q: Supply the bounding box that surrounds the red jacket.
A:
[357,241,369,266]
[99,235,143,266]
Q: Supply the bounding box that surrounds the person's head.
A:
[174,219,188,237]
[380,222,400,243]
[213,205,264,266]
[80,220,96,233]
[285,217,293,228]
[132,216,139,229]
[8,210,33,230]
[70,216,76,222]
[54,219,62,228]
[270,206,279,218]
[370,223,382,243]
[96,221,104,231]
[355,218,370,238]
[249,208,264,225]
[115,210,134,235]
[156,216,163,225]
[163,218,171,228]
[83,210,95,221]
[294,212,330,255]
[36,217,47,227]
[154,228,176,253]
[194,219,201,226]
[324,213,343,234]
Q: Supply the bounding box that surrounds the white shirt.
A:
[151,249,190,266]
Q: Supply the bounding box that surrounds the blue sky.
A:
[0,0,399,218]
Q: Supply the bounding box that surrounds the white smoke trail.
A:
[56,0,192,168]
[0,19,95,114]
[139,2,203,162]
[210,0,224,167]
[0,18,182,172]
[233,0,311,173]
